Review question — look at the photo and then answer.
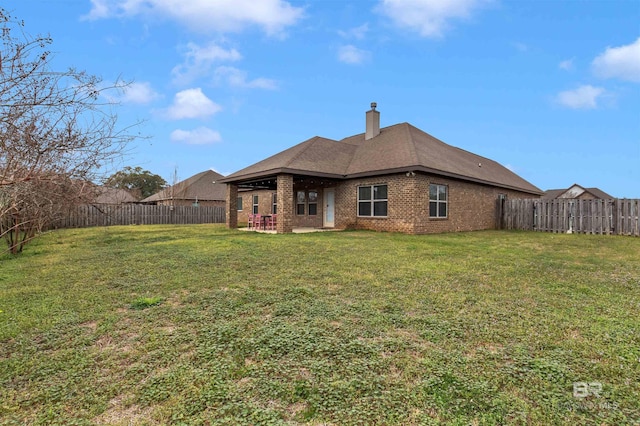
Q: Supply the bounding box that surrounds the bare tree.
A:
[0,9,139,254]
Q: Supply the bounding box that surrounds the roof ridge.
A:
[340,122,408,142]
[406,122,502,164]
[403,123,421,166]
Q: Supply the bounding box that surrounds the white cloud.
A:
[376,0,487,38]
[83,0,304,36]
[556,85,606,110]
[170,127,222,145]
[214,66,278,90]
[172,42,242,85]
[511,42,528,52]
[559,58,574,71]
[338,23,369,40]
[119,81,161,104]
[83,0,110,20]
[592,37,640,82]
[337,45,371,65]
[164,88,222,119]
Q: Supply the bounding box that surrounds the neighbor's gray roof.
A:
[541,189,565,199]
[142,170,226,202]
[543,185,614,199]
[585,187,614,199]
[221,123,541,194]
[94,187,138,204]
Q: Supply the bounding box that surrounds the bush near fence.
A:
[500,198,639,236]
[56,204,226,228]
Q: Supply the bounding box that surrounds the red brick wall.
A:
[225,184,237,229]
[291,188,324,228]
[229,172,538,234]
[277,174,294,233]
[335,174,417,233]
[237,182,333,229]
[335,172,538,234]
[236,189,276,224]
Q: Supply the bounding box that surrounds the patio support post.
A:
[226,183,238,229]
[276,174,293,233]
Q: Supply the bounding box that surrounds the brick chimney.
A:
[365,102,380,140]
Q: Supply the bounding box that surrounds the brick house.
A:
[142,169,226,207]
[221,104,542,234]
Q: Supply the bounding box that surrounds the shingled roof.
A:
[94,187,138,204]
[143,170,226,203]
[542,184,614,199]
[222,122,541,195]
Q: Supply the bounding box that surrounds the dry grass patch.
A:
[93,394,153,425]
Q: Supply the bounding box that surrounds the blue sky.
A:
[11,0,640,197]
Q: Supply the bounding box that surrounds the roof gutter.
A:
[218,168,345,184]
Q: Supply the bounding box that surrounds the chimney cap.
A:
[370,102,377,111]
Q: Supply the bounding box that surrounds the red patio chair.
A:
[247,214,255,229]
[266,214,277,230]
[254,214,262,230]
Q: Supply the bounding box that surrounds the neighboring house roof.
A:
[585,187,615,199]
[542,189,565,199]
[222,122,541,194]
[543,183,614,199]
[142,170,226,203]
[94,187,138,204]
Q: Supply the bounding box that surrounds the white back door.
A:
[323,188,335,228]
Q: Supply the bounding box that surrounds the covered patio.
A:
[223,173,340,234]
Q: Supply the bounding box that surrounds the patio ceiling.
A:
[236,175,340,192]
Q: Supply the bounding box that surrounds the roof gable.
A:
[559,184,586,198]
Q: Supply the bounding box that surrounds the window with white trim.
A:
[429,184,448,218]
[358,184,388,217]
[296,191,306,215]
[308,191,318,215]
[252,195,259,214]
[296,190,318,215]
[272,193,277,214]
[237,196,243,211]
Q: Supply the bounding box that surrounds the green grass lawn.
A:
[1,225,639,425]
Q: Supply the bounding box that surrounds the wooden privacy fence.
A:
[500,198,639,236]
[56,204,226,228]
